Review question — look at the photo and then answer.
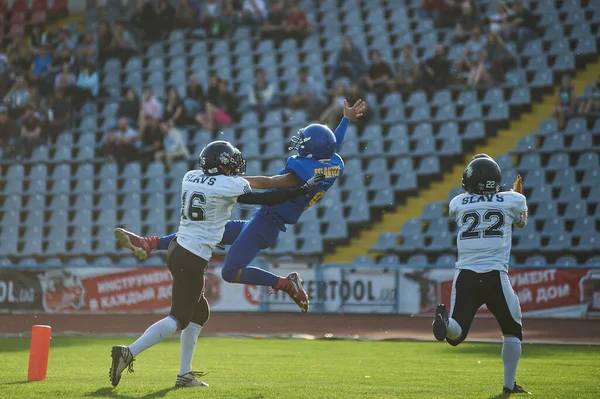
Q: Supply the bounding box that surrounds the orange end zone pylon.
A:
[28,325,51,381]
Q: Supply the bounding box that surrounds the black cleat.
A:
[503,383,531,395]
[109,345,135,387]
[432,304,449,342]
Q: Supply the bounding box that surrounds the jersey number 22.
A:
[460,210,504,240]
[181,191,206,221]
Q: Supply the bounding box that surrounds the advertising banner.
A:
[0,269,44,311]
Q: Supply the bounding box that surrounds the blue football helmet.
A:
[288,124,336,160]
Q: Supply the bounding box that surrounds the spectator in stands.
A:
[138,116,165,162]
[215,78,238,123]
[73,64,99,106]
[195,78,236,129]
[554,74,574,129]
[186,73,205,104]
[332,36,367,83]
[29,25,44,53]
[54,61,76,91]
[395,45,420,93]
[485,31,513,83]
[506,0,537,50]
[578,76,600,115]
[117,87,141,124]
[487,2,511,35]
[346,82,370,131]
[109,23,137,64]
[319,82,346,128]
[175,0,199,30]
[30,44,53,93]
[139,86,163,126]
[201,0,227,38]
[286,1,309,45]
[130,0,160,42]
[8,39,33,77]
[419,0,446,25]
[14,106,44,159]
[76,34,97,66]
[106,117,139,163]
[0,105,18,158]
[287,66,325,119]
[98,21,112,62]
[3,76,30,116]
[242,0,268,26]
[261,0,286,46]
[41,24,60,48]
[205,72,221,104]
[155,121,190,167]
[47,89,72,142]
[246,68,276,114]
[422,45,452,91]
[157,0,176,38]
[365,49,394,102]
[467,50,492,86]
[52,47,76,78]
[56,29,76,53]
[223,0,243,27]
[454,1,479,43]
[163,86,185,127]
[464,27,486,63]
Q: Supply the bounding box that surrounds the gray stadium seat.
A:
[555,255,578,267]
[524,255,547,266]
[546,153,569,171]
[372,232,397,251]
[552,169,576,187]
[557,186,581,202]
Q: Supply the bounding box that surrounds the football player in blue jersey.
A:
[115,99,367,312]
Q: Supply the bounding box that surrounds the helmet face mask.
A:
[199,141,246,176]
[462,157,502,195]
[288,129,311,158]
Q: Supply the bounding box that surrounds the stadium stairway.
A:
[325,59,600,263]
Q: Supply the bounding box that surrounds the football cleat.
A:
[114,228,157,260]
[270,272,309,313]
[502,383,530,395]
[432,304,449,342]
[109,345,135,387]
[176,371,209,387]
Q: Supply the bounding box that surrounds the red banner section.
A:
[40,267,173,312]
[439,268,600,317]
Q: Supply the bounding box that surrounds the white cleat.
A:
[109,345,135,387]
[175,371,209,387]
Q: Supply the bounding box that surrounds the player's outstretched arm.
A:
[238,174,324,206]
[244,173,298,190]
[334,99,367,150]
[515,212,528,228]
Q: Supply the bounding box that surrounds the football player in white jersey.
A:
[432,154,530,395]
[109,141,324,388]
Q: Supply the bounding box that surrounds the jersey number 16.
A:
[181,191,207,221]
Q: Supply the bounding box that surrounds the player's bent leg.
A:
[220,220,247,246]
[441,269,482,346]
[114,228,159,260]
[177,296,210,387]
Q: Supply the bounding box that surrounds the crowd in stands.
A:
[1,1,96,161]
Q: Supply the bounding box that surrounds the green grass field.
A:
[0,337,599,399]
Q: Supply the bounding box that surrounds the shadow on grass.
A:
[0,380,37,386]
[487,393,510,399]
[86,387,177,399]
[0,336,115,353]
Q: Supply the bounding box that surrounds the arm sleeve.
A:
[237,186,306,206]
[333,117,350,151]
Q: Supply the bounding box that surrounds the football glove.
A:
[301,173,325,192]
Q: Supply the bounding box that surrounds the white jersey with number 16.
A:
[176,170,251,261]
[449,191,527,273]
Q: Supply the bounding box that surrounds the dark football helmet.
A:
[462,157,502,194]
[199,140,246,176]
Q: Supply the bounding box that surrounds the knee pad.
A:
[221,266,241,283]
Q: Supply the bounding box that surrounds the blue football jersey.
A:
[261,153,344,226]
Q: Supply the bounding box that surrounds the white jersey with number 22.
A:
[176,170,251,261]
[449,191,527,273]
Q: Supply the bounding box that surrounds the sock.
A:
[157,234,177,250]
[179,322,202,375]
[502,335,521,389]
[129,316,178,357]
[446,317,462,340]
